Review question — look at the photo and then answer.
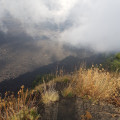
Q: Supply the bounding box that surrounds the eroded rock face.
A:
[41,97,120,120]
[75,98,120,120]
[42,102,59,120]
[57,98,76,120]
[39,82,120,120]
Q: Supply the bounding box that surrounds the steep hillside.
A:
[0,54,107,96]
[1,66,120,120]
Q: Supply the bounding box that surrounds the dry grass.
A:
[34,75,71,92]
[41,81,59,104]
[42,90,59,104]
[34,74,71,103]
[70,66,120,102]
[62,85,74,97]
[81,111,92,120]
[1,65,120,119]
[53,75,71,83]
[0,85,40,120]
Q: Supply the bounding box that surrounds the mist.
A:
[0,0,120,81]
[60,0,120,52]
[0,0,120,52]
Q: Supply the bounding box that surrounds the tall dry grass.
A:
[0,85,40,120]
[1,65,120,119]
[41,80,59,105]
[68,66,120,103]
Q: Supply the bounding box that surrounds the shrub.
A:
[10,107,40,120]
[115,53,120,60]
[62,86,74,98]
[41,81,59,104]
[70,66,120,102]
[105,53,120,72]
[0,85,40,120]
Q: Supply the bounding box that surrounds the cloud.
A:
[0,0,78,39]
[0,0,120,52]
[60,0,120,52]
[0,0,78,26]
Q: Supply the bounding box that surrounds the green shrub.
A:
[32,74,55,88]
[10,107,40,120]
[105,53,120,72]
[115,53,120,60]
[63,78,69,83]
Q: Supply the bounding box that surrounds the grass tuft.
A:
[62,85,74,97]
[41,81,59,104]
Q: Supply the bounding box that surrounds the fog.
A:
[0,0,120,81]
[0,0,120,52]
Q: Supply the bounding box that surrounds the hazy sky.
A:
[0,0,120,52]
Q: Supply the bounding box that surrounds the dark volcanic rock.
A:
[75,98,120,120]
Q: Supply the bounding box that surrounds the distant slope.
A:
[0,54,107,96]
[0,30,72,82]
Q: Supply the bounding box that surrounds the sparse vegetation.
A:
[41,90,59,104]
[41,81,59,104]
[105,53,120,72]
[66,65,120,104]
[1,64,120,119]
[9,107,40,120]
[32,74,56,88]
[0,85,40,120]
[62,85,74,97]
